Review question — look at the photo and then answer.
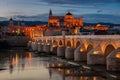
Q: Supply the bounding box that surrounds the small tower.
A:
[49,9,52,19]
[9,18,14,27]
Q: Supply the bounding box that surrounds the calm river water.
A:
[0,49,108,80]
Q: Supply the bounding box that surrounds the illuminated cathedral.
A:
[48,9,83,28]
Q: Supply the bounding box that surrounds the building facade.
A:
[48,9,83,28]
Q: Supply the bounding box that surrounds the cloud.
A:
[12,13,120,24]
[0,17,8,21]
[80,14,120,24]
[13,14,48,21]
[40,0,120,5]
[0,13,120,24]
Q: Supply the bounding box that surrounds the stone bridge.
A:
[28,35,120,71]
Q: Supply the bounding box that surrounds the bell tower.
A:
[49,9,52,19]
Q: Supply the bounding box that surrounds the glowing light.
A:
[12,30,14,33]
[28,53,32,59]
[58,63,62,67]
[12,57,15,65]
[47,43,50,45]
[66,70,70,74]
[52,64,55,67]
[53,45,57,47]
[80,48,84,52]
[116,52,120,58]
[38,42,40,44]
[93,77,97,80]
[58,68,62,72]
[93,51,99,55]
[15,54,18,65]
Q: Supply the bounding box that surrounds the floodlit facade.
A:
[48,9,83,28]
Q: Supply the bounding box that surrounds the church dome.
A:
[66,12,72,15]
[96,24,102,27]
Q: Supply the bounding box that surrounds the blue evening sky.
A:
[0,0,120,23]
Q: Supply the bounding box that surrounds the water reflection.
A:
[0,50,107,80]
[9,52,32,74]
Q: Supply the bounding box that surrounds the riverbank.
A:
[0,36,29,48]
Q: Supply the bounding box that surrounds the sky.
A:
[0,0,120,23]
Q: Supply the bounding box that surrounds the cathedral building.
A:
[48,9,83,28]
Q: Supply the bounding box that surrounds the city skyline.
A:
[0,0,120,24]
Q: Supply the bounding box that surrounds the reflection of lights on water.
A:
[28,53,32,59]
[116,52,120,58]
[10,54,19,66]
[26,53,32,59]
[80,77,88,80]
[58,63,62,67]
[52,64,55,67]
[47,64,50,67]
[66,70,70,74]
[12,57,15,65]
[93,77,97,80]
[58,68,62,72]
[15,54,18,66]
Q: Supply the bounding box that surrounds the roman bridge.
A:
[28,35,120,71]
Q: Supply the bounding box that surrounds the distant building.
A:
[48,9,83,28]
[84,24,108,31]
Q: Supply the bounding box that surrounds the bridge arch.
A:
[66,40,72,48]
[42,40,46,44]
[86,44,94,52]
[101,41,118,53]
[52,40,58,45]
[59,40,63,46]
[38,40,42,43]
[75,41,81,48]
[104,44,115,57]
[47,40,51,44]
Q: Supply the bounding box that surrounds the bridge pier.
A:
[43,44,51,53]
[57,46,66,57]
[50,45,58,55]
[87,46,105,65]
[31,42,38,51]
[65,47,74,59]
[27,41,31,48]
[37,43,43,52]
[74,45,87,61]
[107,48,120,71]
[87,53,104,65]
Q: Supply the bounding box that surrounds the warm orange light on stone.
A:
[116,52,120,58]
[93,51,99,55]
[38,42,40,44]
[80,48,84,52]
[53,45,57,48]
[48,10,83,27]
[74,28,78,35]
